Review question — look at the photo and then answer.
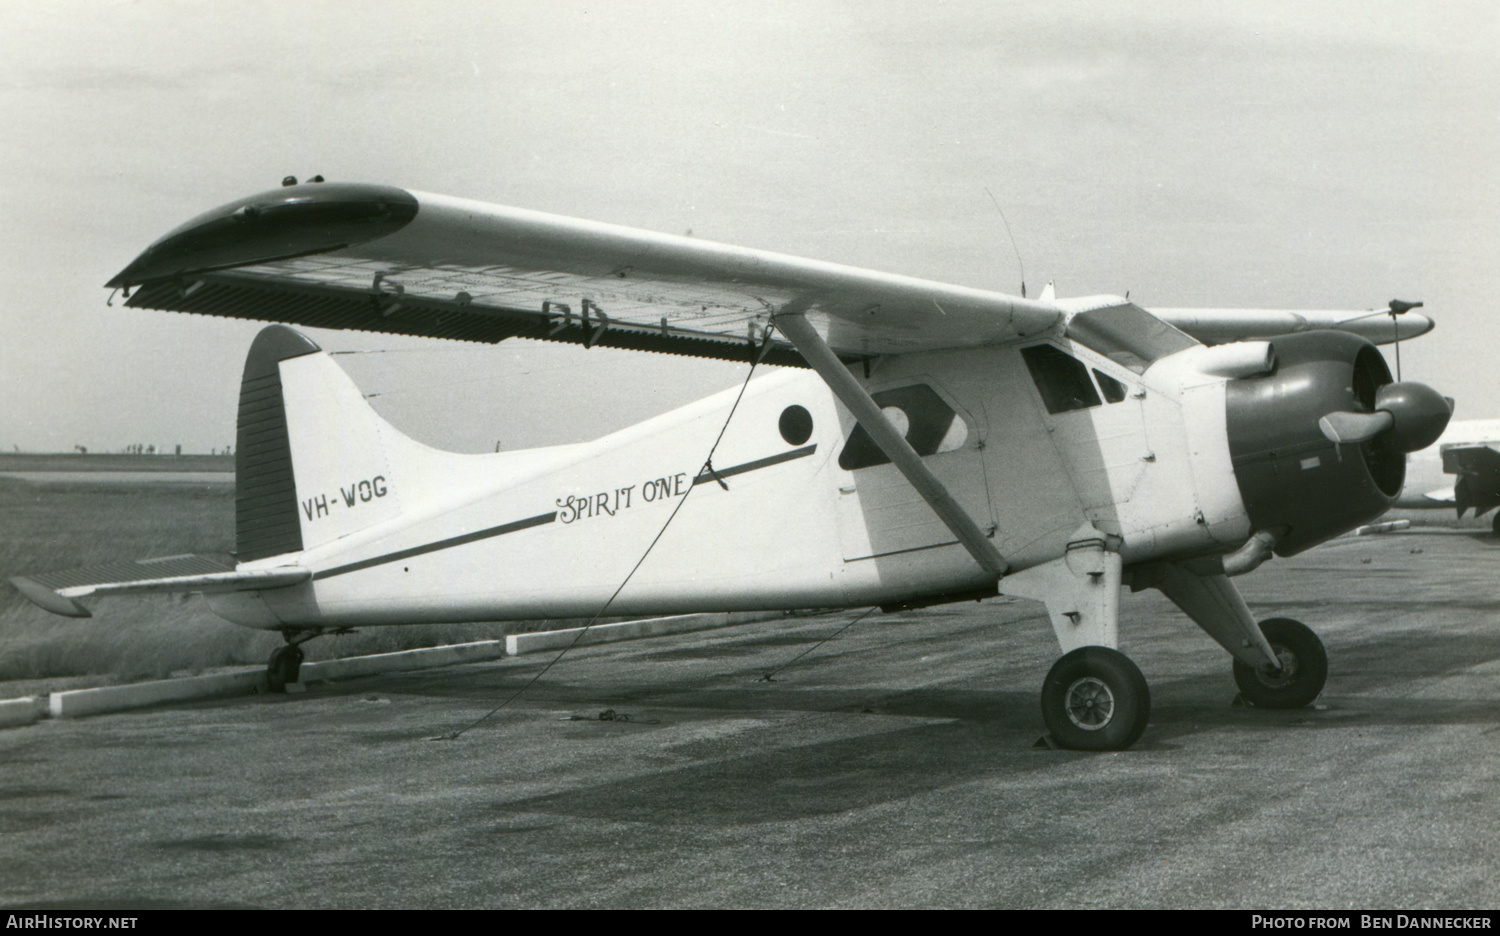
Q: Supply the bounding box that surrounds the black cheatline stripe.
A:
[693,444,817,487]
[313,511,557,581]
[844,539,960,563]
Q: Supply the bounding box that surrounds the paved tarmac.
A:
[2,529,1498,910]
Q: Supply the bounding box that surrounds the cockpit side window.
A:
[1021,344,1102,414]
[1093,368,1127,404]
[838,384,968,471]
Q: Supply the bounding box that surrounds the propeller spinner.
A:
[1318,381,1452,451]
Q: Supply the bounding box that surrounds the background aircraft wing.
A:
[109,183,1066,364]
[1442,444,1500,517]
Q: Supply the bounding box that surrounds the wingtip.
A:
[103,182,418,289]
[9,577,92,618]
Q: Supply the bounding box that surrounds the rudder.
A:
[236,326,319,561]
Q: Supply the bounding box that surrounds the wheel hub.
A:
[1256,645,1300,688]
[1064,676,1115,730]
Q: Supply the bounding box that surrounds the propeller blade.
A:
[1319,410,1393,445]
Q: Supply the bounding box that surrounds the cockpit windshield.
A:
[1064,303,1198,374]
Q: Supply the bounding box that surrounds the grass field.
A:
[0,453,233,472]
[0,477,556,692]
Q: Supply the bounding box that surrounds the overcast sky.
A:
[1,1,1495,454]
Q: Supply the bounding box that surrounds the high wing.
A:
[1151,304,1432,347]
[108,183,1064,365]
[107,182,1431,361]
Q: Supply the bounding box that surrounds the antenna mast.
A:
[984,188,1026,299]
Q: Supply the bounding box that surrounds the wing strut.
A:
[774,313,1008,579]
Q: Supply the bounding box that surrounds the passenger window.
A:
[1021,344,1102,414]
[838,384,968,470]
[1093,368,1127,404]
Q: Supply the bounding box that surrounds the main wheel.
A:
[267,645,305,693]
[1232,618,1327,708]
[1040,646,1151,751]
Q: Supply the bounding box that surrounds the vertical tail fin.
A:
[235,325,402,561]
[236,327,319,561]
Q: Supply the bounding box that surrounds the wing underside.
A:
[124,260,828,367]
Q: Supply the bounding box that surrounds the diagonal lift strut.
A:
[774,312,1008,579]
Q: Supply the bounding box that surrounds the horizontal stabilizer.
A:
[10,554,310,619]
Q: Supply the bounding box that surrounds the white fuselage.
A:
[211,339,1251,629]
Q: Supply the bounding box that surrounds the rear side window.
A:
[838,384,968,470]
[1022,344,1101,414]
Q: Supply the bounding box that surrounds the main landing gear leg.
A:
[266,630,325,693]
[1154,564,1327,709]
[1000,524,1149,751]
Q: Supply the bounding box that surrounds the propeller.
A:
[1318,410,1392,445]
[1319,380,1452,452]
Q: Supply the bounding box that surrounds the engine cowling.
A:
[1225,330,1449,556]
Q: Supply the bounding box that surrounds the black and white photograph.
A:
[1,0,1497,913]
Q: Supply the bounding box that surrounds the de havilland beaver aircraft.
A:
[11,179,1454,750]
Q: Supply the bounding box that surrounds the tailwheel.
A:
[267,644,305,693]
[1232,617,1327,709]
[1040,646,1151,751]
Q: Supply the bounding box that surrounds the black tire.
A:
[267,645,305,693]
[1040,646,1151,751]
[1232,618,1327,709]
